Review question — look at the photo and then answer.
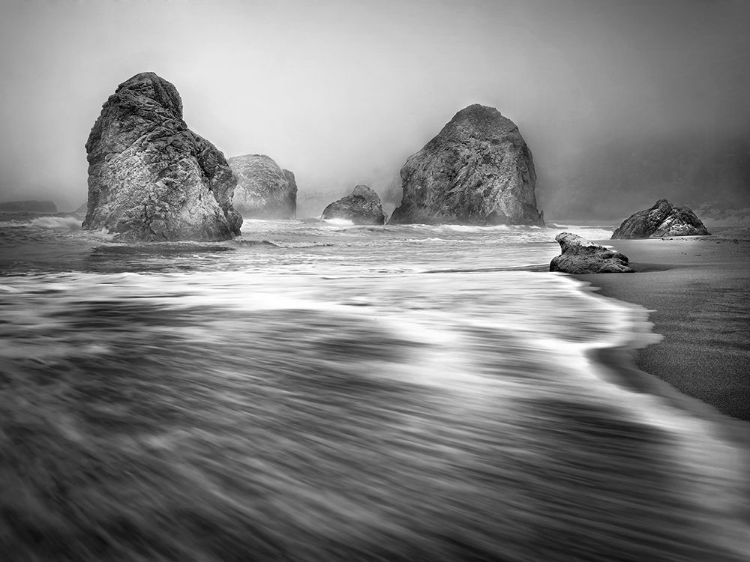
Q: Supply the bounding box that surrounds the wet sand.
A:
[576,227,750,422]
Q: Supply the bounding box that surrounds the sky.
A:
[0,0,748,218]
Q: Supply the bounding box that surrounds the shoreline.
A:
[574,228,750,422]
[572,228,750,472]
[572,230,750,536]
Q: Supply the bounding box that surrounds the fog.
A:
[0,0,748,221]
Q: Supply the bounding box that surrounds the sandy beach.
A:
[573,226,750,462]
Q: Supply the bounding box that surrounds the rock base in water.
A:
[550,232,633,273]
[389,104,543,226]
[322,185,386,225]
[612,199,709,239]
[83,72,242,241]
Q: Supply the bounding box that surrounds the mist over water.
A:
[1,0,749,219]
[1,218,749,560]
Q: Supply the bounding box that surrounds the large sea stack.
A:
[611,199,709,239]
[322,185,386,225]
[83,72,242,241]
[228,155,297,219]
[389,104,544,226]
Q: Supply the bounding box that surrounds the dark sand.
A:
[576,227,750,422]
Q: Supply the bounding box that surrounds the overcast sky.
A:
[0,0,748,212]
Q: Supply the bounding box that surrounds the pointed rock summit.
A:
[83,72,242,241]
[322,185,386,225]
[611,199,709,239]
[228,155,297,219]
[389,104,544,226]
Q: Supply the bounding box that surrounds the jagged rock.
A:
[550,232,633,273]
[612,199,709,239]
[83,72,242,241]
[322,185,386,225]
[0,201,57,213]
[228,155,297,219]
[389,104,544,226]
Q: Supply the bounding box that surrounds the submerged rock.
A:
[322,185,386,225]
[611,199,709,239]
[550,232,633,273]
[228,155,297,219]
[83,72,242,241]
[0,201,57,213]
[389,104,544,226]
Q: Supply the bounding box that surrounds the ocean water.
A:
[0,216,748,561]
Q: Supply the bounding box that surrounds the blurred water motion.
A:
[0,219,748,560]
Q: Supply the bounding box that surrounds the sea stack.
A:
[389,104,544,226]
[322,185,386,225]
[550,232,633,273]
[83,72,242,241]
[228,155,297,219]
[612,199,709,239]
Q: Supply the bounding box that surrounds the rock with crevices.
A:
[611,199,709,239]
[550,232,633,273]
[389,104,544,226]
[322,185,386,225]
[83,72,242,241]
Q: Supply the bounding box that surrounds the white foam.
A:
[30,216,82,229]
[322,218,355,226]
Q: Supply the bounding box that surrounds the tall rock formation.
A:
[322,185,386,225]
[83,72,242,241]
[611,199,710,239]
[228,155,297,219]
[389,104,544,226]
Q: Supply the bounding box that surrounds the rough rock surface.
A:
[550,232,633,273]
[611,199,709,239]
[321,185,386,225]
[227,155,297,219]
[389,104,544,226]
[83,72,242,241]
[0,201,57,213]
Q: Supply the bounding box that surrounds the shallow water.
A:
[0,217,748,561]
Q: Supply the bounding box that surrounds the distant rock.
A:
[83,72,242,241]
[322,185,386,225]
[611,199,709,239]
[389,104,544,226]
[0,200,57,213]
[550,232,633,273]
[228,155,297,219]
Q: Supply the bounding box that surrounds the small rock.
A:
[612,199,709,239]
[550,232,633,273]
[322,185,386,225]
